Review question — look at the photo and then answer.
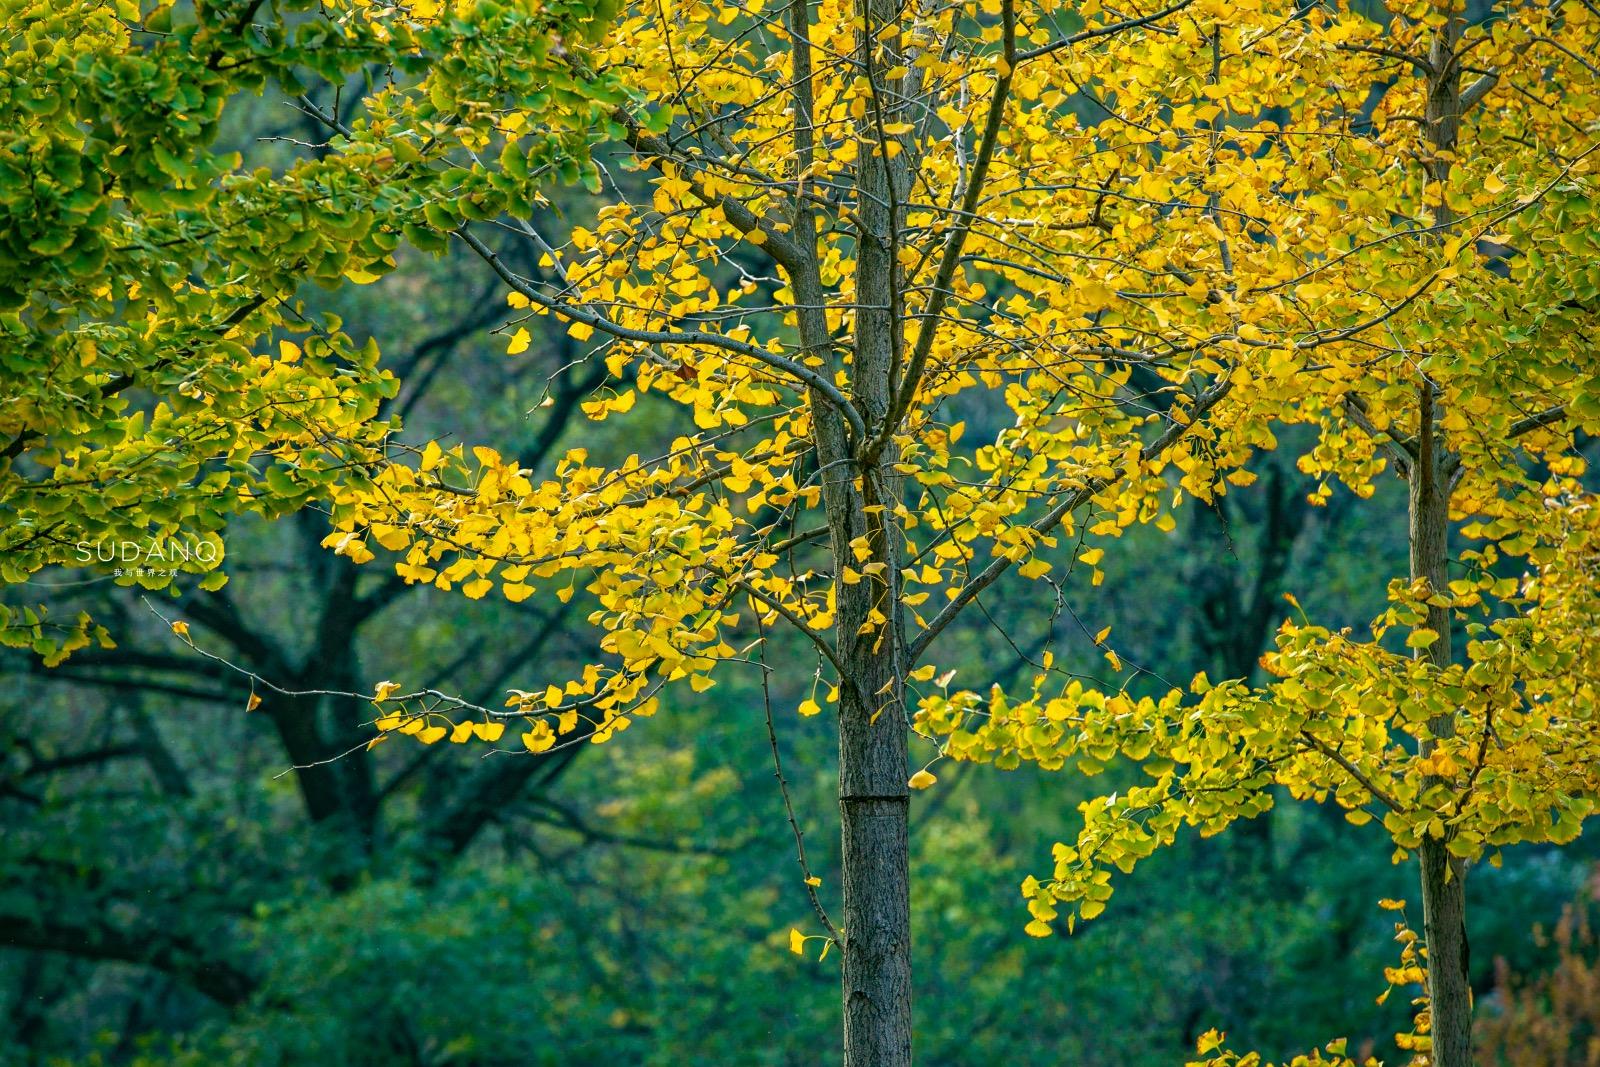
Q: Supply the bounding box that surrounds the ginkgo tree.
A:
[300,0,1248,1061]
[0,0,618,658]
[21,0,1596,1063]
[915,1,1600,1064]
[275,0,1600,1064]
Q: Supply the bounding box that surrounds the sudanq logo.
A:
[74,539,221,565]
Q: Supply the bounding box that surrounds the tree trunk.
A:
[1411,383,1472,1067]
[837,632,912,1067]
[785,0,914,1053]
[1413,16,1474,1064]
[789,108,916,1067]
[1420,834,1472,1065]
[821,0,917,1059]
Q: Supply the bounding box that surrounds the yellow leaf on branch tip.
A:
[789,928,805,955]
[420,440,444,472]
[506,327,531,355]
[1406,628,1439,649]
[908,769,937,790]
[170,620,190,638]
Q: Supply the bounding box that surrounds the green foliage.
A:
[0,0,622,660]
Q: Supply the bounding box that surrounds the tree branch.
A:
[868,0,1016,462]
[909,376,1232,661]
[0,913,256,1007]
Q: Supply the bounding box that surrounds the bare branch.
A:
[1298,730,1406,815]
[1019,0,1196,62]
[758,617,839,940]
